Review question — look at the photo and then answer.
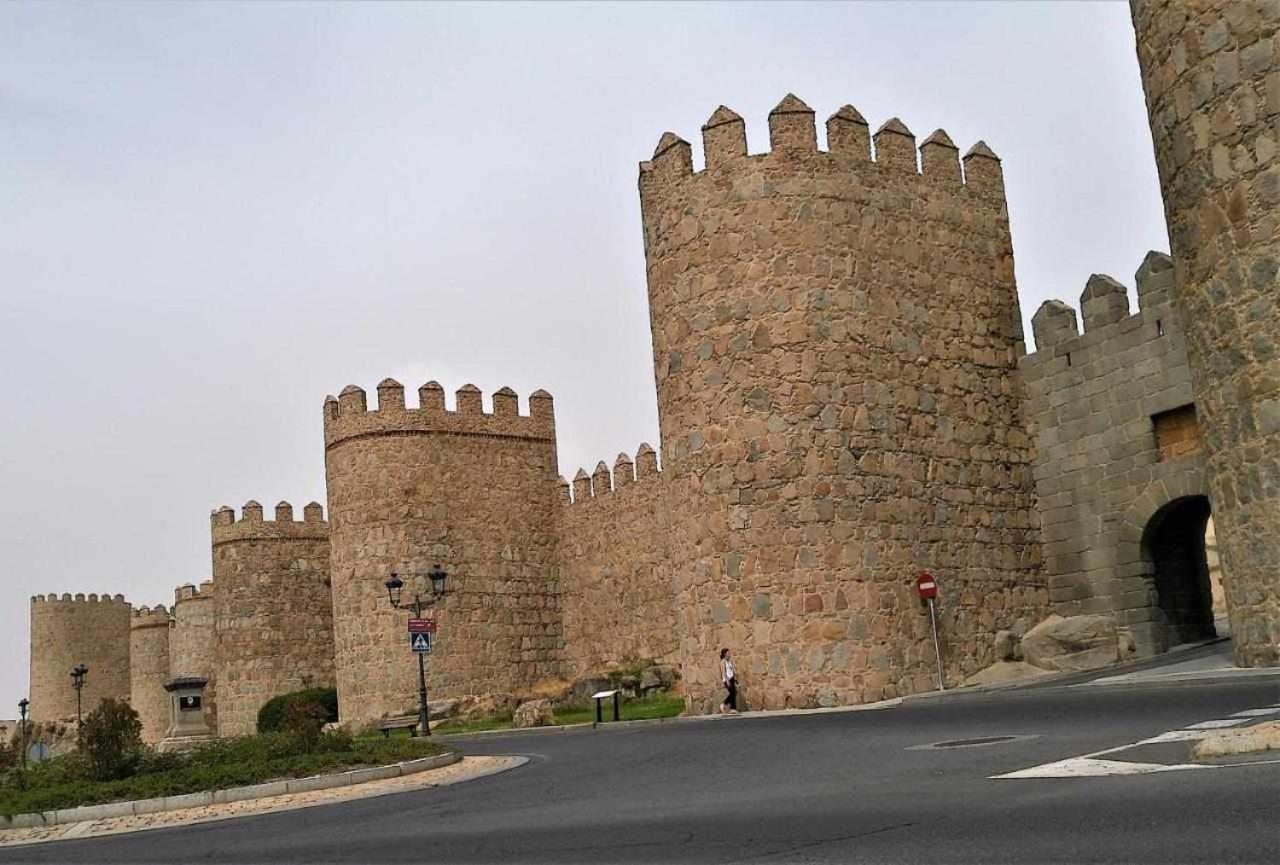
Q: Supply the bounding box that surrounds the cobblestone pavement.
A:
[0,756,521,849]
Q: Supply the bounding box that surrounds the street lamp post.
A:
[17,698,29,771]
[385,565,449,737]
[70,664,88,740]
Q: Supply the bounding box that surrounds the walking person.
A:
[720,648,739,714]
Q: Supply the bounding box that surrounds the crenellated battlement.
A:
[131,604,172,629]
[638,94,1007,221]
[1022,251,1177,368]
[323,379,556,450]
[211,499,328,545]
[31,592,128,606]
[562,443,661,505]
[174,581,215,604]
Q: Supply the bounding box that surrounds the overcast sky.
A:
[0,1,1167,715]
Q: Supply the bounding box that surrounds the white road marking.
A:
[996,758,1205,779]
[1136,729,1211,744]
[994,702,1280,780]
[1186,718,1248,729]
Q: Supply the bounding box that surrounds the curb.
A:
[434,696,903,742]
[0,751,460,830]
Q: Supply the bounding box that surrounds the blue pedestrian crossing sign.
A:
[409,632,433,654]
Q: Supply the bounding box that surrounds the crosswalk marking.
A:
[994,702,1279,780]
[1186,718,1249,729]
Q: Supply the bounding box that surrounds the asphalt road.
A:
[5,670,1279,864]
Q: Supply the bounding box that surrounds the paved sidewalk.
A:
[0,756,523,849]
[1079,639,1280,687]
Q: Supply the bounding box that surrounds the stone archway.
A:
[1142,495,1215,648]
[1119,471,1216,654]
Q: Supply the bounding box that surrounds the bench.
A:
[376,716,420,738]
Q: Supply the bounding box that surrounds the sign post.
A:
[917,572,945,691]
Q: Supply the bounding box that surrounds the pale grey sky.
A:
[0,1,1166,713]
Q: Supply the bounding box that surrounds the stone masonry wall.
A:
[170,582,217,731]
[1132,0,1280,665]
[558,444,680,679]
[324,380,563,727]
[28,594,131,723]
[1021,251,1208,656]
[129,605,172,744]
[211,500,334,737]
[638,97,1047,711]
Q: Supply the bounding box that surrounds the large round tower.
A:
[1131,0,1280,665]
[169,581,217,730]
[323,379,562,727]
[129,605,172,744]
[28,594,131,722]
[211,500,334,736]
[638,96,1047,710]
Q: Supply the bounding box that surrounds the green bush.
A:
[80,699,143,782]
[0,731,446,817]
[256,688,339,733]
[279,700,328,753]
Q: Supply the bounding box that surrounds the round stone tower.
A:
[323,379,562,727]
[211,499,334,736]
[28,593,132,722]
[1132,1,1280,664]
[638,96,1046,710]
[169,581,217,730]
[129,604,172,744]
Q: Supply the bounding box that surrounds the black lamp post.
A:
[70,664,88,739]
[17,698,29,771]
[385,565,449,737]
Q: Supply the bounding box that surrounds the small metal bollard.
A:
[592,689,621,724]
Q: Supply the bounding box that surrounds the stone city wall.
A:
[170,581,217,731]
[28,594,131,723]
[211,500,334,737]
[638,96,1047,711]
[557,443,680,679]
[129,605,173,744]
[1021,250,1209,656]
[1133,0,1280,664]
[324,380,563,726]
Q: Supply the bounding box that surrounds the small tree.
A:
[80,698,143,781]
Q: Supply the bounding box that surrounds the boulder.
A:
[569,676,615,703]
[428,698,460,720]
[963,661,1052,687]
[1021,614,1120,672]
[456,693,515,721]
[512,699,555,728]
[994,630,1022,662]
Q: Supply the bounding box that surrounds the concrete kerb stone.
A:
[433,697,904,742]
[0,751,460,830]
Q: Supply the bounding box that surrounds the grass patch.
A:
[553,692,686,726]
[0,733,446,817]
[430,691,686,736]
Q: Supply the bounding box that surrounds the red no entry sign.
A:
[916,572,938,600]
[407,618,437,634]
